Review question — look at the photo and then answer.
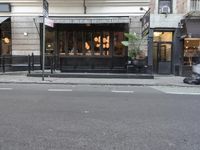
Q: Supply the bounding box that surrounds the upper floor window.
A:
[190,0,200,11]
[158,0,172,14]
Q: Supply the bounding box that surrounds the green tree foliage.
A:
[121,32,143,59]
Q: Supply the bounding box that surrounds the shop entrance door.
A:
[153,42,172,74]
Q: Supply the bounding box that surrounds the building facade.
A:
[147,0,200,76]
[0,0,149,72]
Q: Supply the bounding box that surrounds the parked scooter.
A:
[183,63,200,85]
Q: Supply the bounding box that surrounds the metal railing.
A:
[0,54,56,74]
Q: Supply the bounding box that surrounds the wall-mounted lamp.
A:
[23,32,28,36]
[140,7,147,11]
[2,37,10,44]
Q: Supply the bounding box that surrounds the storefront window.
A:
[58,31,65,54]
[0,18,11,55]
[103,32,110,56]
[46,27,55,54]
[67,32,73,55]
[77,31,83,56]
[114,32,125,56]
[55,24,127,57]
[85,32,92,56]
[184,38,200,66]
[93,32,101,56]
[153,32,173,42]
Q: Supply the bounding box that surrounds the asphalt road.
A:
[0,83,200,150]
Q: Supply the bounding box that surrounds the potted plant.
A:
[122,32,146,72]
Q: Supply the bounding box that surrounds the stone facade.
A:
[2,0,150,56]
[176,0,188,14]
[11,17,40,56]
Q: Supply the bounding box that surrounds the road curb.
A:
[0,81,198,87]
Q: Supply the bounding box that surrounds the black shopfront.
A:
[179,17,200,76]
[41,17,129,73]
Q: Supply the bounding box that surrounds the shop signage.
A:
[0,3,11,12]
[141,9,150,37]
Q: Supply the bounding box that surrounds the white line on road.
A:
[111,90,134,93]
[0,88,13,91]
[48,89,73,92]
[165,92,200,95]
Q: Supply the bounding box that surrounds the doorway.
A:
[153,31,173,74]
[153,43,172,74]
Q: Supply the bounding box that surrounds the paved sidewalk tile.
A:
[0,72,198,87]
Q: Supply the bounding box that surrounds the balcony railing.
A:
[190,0,200,11]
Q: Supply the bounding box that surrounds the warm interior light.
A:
[85,42,90,50]
[154,32,162,37]
[3,37,10,44]
[47,44,52,48]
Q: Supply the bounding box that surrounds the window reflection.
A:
[114,32,124,56]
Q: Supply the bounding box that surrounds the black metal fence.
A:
[0,54,56,74]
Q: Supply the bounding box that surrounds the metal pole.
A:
[28,55,31,74]
[2,55,5,73]
[42,16,45,81]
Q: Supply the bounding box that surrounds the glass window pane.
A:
[67,32,74,55]
[159,0,172,13]
[153,32,173,42]
[1,19,11,55]
[184,38,200,66]
[114,32,125,56]
[46,28,55,54]
[77,32,83,56]
[160,44,171,61]
[85,32,92,56]
[93,32,101,56]
[102,32,110,56]
[58,31,65,54]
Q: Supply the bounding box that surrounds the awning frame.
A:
[36,16,130,24]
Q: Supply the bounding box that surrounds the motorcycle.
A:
[183,63,200,85]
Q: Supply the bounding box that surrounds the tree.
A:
[121,32,144,60]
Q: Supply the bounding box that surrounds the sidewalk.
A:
[0,71,197,87]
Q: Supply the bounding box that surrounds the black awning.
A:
[181,18,200,38]
[0,17,9,24]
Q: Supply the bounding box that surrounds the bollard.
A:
[31,53,34,71]
[50,55,53,74]
[28,55,31,74]
[2,55,5,73]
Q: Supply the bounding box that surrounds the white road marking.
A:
[48,89,73,92]
[111,90,134,93]
[0,88,13,91]
[150,86,200,95]
[165,92,200,95]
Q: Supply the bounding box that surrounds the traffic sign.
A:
[45,18,54,28]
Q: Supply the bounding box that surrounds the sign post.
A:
[141,9,150,38]
[42,0,49,81]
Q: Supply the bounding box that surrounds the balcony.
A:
[190,0,200,11]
